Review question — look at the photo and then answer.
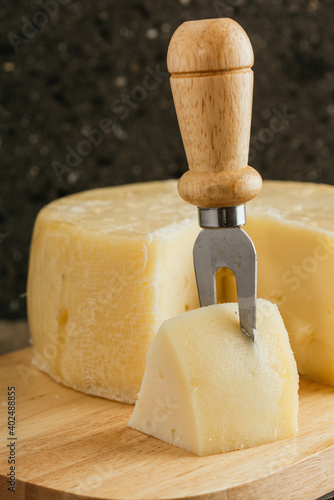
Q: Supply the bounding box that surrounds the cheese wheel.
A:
[28,180,334,401]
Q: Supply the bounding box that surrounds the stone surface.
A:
[1,0,334,320]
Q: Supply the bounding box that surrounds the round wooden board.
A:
[0,348,334,500]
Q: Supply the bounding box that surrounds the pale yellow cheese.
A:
[128,299,299,456]
[28,179,334,402]
[221,181,334,386]
[27,181,199,403]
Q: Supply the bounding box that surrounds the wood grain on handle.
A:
[167,18,262,208]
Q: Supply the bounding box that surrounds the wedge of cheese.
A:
[128,299,299,456]
[221,181,334,386]
[27,181,199,403]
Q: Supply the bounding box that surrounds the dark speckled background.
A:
[1,0,334,319]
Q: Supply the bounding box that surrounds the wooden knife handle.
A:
[167,19,262,208]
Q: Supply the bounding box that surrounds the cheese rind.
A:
[27,181,199,403]
[128,299,299,456]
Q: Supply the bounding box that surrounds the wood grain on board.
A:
[0,347,334,500]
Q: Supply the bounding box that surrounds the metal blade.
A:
[193,227,257,341]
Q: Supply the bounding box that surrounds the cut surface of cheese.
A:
[128,299,299,456]
[220,181,334,387]
[27,180,199,403]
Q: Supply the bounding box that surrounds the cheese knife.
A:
[167,18,262,340]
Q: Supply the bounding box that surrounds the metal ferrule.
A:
[198,205,246,229]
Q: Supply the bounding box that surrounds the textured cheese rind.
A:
[27,181,199,403]
[128,299,299,456]
[222,181,334,386]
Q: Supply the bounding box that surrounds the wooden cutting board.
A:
[0,348,334,500]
